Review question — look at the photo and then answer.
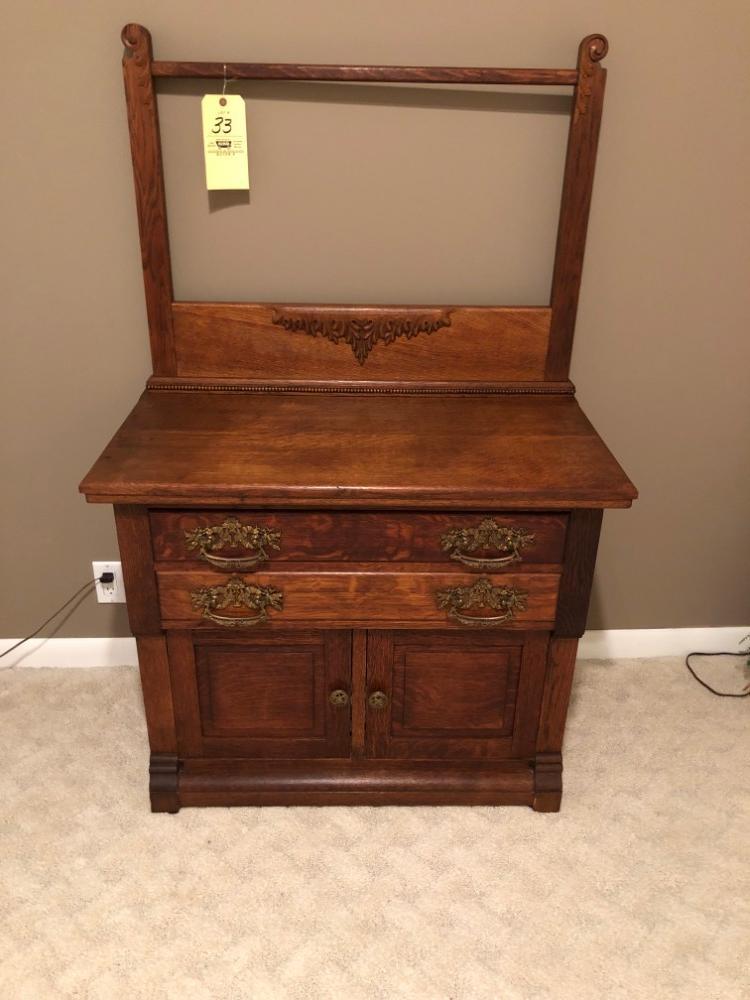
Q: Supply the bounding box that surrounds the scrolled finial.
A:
[121,23,151,52]
[580,33,609,63]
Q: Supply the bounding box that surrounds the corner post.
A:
[534,508,604,810]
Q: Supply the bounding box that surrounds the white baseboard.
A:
[577,627,748,659]
[0,637,139,668]
[1,628,747,668]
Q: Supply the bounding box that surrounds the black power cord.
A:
[0,573,115,660]
[685,649,750,698]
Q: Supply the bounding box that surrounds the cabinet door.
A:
[168,630,352,758]
[365,630,547,760]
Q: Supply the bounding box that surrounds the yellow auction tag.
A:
[201,94,249,191]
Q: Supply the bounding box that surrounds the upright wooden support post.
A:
[121,23,176,375]
[546,34,608,380]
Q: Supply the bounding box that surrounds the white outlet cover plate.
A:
[92,561,126,603]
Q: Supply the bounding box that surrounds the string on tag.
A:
[220,64,232,106]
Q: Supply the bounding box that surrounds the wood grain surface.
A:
[151,62,578,85]
[365,631,547,760]
[177,757,535,807]
[171,303,551,383]
[80,391,636,508]
[155,567,560,630]
[547,35,608,379]
[121,24,175,374]
[168,630,352,759]
[150,510,567,566]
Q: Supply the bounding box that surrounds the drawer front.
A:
[150,510,567,569]
[156,567,560,630]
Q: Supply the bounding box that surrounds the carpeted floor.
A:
[0,658,748,1000]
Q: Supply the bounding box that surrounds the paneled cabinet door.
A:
[364,631,548,760]
[167,630,352,758]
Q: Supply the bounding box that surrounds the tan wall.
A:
[2,0,749,638]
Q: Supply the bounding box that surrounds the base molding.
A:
[173,758,535,809]
[1,627,748,668]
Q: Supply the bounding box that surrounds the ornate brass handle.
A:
[436,577,527,627]
[368,691,388,710]
[440,518,535,570]
[190,575,283,627]
[184,518,281,571]
[329,689,350,708]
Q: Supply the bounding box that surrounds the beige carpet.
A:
[0,658,748,1000]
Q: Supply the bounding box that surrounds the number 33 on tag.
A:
[201,94,249,191]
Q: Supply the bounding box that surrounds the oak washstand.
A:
[80,26,636,811]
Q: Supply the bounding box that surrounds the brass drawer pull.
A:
[368,691,388,710]
[190,575,283,627]
[440,518,535,569]
[329,689,350,707]
[436,577,527,627]
[184,518,281,571]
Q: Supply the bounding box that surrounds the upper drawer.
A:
[149,511,567,571]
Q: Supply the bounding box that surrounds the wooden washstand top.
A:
[80,389,636,509]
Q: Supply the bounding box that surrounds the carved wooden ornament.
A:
[271,308,453,364]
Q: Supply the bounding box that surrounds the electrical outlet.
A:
[92,561,126,603]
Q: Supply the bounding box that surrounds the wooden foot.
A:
[532,792,562,812]
[149,753,180,813]
[532,751,562,812]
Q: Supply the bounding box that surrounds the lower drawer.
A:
[156,567,560,629]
